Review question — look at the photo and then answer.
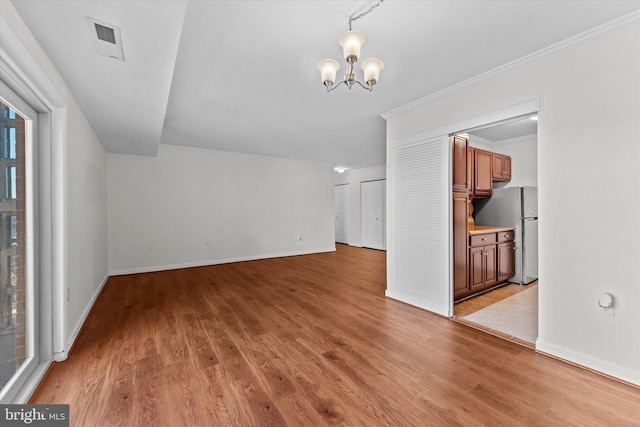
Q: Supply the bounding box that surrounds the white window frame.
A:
[0,14,68,403]
[0,82,38,403]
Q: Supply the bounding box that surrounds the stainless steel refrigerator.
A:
[474,186,538,285]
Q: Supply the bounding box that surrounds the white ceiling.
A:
[467,116,538,146]
[11,0,640,169]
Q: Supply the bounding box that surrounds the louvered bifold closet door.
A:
[387,136,450,315]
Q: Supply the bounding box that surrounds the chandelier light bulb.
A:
[338,30,365,62]
[361,58,384,86]
[317,59,340,86]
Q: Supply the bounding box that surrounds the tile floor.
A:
[457,283,538,344]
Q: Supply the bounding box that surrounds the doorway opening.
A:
[451,115,539,347]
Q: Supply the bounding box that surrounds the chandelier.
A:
[317,0,384,92]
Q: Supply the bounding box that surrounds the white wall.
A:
[0,2,108,353]
[108,145,335,274]
[65,98,108,345]
[333,164,386,247]
[471,136,538,188]
[386,24,640,384]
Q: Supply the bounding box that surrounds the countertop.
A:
[468,225,515,235]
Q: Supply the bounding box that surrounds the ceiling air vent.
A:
[94,23,116,44]
[87,17,125,61]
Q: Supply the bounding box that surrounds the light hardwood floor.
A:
[31,245,639,426]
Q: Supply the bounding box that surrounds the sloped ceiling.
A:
[11,0,187,156]
[10,0,640,168]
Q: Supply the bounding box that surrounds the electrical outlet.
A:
[148,243,154,252]
[596,305,614,317]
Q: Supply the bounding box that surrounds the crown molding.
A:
[490,133,538,147]
[382,10,640,120]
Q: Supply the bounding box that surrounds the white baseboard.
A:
[536,338,640,386]
[385,288,449,317]
[109,247,337,276]
[64,273,109,356]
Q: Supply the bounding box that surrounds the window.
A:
[0,101,29,397]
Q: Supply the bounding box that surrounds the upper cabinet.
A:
[452,135,511,197]
[474,149,493,197]
[492,153,512,182]
[452,135,469,192]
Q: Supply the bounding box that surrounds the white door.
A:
[386,136,450,316]
[334,184,349,244]
[361,180,386,250]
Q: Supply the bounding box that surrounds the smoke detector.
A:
[87,17,124,61]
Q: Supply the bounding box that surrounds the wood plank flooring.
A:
[31,245,640,426]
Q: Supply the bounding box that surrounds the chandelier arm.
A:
[352,79,373,92]
[325,79,372,92]
[325,81,346,93]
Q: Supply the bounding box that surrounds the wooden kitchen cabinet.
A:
[469,237,497,292]
[469,242,497,291]
[452,135,469,192]
[453,136,509,196]
[451,135,516,301]
[469,246,485,291]
[497,241,516,282]
[453,193,469,300]
[492,153,512,182]
[474,149,493,197]
[467,146,474,193]
[456,229,514,301]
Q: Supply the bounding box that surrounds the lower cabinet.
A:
[455,230,514,301]
[497,241,516,282]
[469,244,497,292]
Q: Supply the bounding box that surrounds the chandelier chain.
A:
[348,0,384,30]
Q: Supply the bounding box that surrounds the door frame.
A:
[360,179,386,250]
[386,97,541,318]
[448,99,541,317]
[334,184,349,245]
